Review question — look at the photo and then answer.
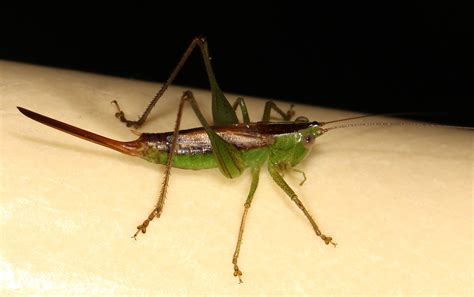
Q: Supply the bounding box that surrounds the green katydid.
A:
[17,37,472,283]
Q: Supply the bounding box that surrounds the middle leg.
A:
[232,167,260,283]
[262,101,295,122]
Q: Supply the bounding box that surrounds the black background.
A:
[1,3,472,125]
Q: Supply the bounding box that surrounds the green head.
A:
[290,121,326,166]
[269,120,326,167]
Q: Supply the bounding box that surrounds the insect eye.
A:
[305,134,314,144]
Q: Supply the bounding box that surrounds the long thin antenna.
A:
[323,121,474,132]
[320,112,423,126]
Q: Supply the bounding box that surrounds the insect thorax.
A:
[268,126,320,167]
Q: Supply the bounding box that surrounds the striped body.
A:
[139,122,322,170]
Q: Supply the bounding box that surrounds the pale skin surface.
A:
[0,60,472,295]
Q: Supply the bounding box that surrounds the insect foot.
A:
[132,222,149,239]
[321,234,337,247]
[232,260,243,284]
[111,100,141,128]
[132,209,160,239]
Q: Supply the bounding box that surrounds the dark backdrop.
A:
[1,3,472,125]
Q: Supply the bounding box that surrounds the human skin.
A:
[1,61,472,295]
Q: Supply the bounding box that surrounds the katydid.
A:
[17,37,472,283]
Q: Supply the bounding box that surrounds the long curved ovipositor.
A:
[17,107,145,156]
[17,106,325,170]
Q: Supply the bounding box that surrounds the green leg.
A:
[261,101,295,122]
[232,97,251,124]
[292,168,307,185]
[182,91,244,179]
[232,167,260,283]
[112,37,237,128]
[133,90,244,238]
[268,164,336,246]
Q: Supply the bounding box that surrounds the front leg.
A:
[268,163,336,246]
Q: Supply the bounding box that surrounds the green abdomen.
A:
[141,147,270,170]
[142,148,218,169]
